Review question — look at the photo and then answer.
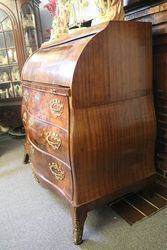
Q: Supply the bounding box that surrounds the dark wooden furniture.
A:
[125,1,167,178]
[22,21,156,244]
[0,0,42,129]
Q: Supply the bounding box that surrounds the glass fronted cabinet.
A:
[0,0,43,129]
[0,11,21,100]
[21,3,39,57]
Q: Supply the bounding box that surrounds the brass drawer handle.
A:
[46,131,62,150]
[49,99,64,117]
[49,162,65,181]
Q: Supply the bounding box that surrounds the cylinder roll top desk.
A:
[21,21,156,244]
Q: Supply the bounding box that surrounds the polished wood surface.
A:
[22,84,69,130]
[29,140,73,200]
[125,1,167,177]
[22,21,156,244]
[22,107,70,165]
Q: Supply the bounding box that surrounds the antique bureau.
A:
[21,21,156,244]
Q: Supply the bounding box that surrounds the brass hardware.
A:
[32,168,40,183]
[24,140,30,148]
[73,220,83,245]
[23,112,27,124]
[23,112,34,128]
[40,129,44,136]
[23,89,29,102]
[45,131,62,150]
[49,162,65,181]
[50,89,56,94]
[28,117,34,127]
[49,99,64,117]
[31,145,35,154]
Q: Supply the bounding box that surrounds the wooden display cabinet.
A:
[0,0,42,129]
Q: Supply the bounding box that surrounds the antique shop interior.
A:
[0,0,167,249]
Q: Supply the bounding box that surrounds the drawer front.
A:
[29,140,73,200]
[22,108,70,165]
[22,86,69,130]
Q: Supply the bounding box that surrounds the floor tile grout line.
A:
[155,192,167,201]
[137,194,159,210]
[123,199,147,217]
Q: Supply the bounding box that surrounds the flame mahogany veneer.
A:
[21,21,156,244]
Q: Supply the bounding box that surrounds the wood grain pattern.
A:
[29,139,73,200]
[22,85,69,130]
[22,21,156,244]
[22,107,70,165]
[125,0,167,177]
[71,96,156,204]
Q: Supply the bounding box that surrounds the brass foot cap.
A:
[73,239,83,245]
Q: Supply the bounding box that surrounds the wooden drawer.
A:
[22,108,70,165]
[22,86,69,130]
[29,140,73,200]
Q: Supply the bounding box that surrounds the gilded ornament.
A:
[23,111,27,124]
[73,220,83,245]
[45,131,62,150]
[49,162,65,181]
[28,116,34,127]
[49,99,64,117]
[32,168,40,183]
[31,145,35,154]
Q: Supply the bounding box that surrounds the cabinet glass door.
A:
[0,9,21,101]
[21,4,38,57]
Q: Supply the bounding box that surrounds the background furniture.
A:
[0,0,42,129]
[125,0,167,179]
[22,21,156,244]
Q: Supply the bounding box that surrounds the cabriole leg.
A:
[71,207,87,245]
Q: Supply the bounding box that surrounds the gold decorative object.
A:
[23,111,27,124]
[31,145,35,154]
[49,99,64,117]
[73,220,83,245]
[28,116,34,127]
[23,89,29,102]
[24,140,30,152]
[92,0,124,26]
[49,162,65,181]
[45,131,62,150]
[32,168,40,183]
